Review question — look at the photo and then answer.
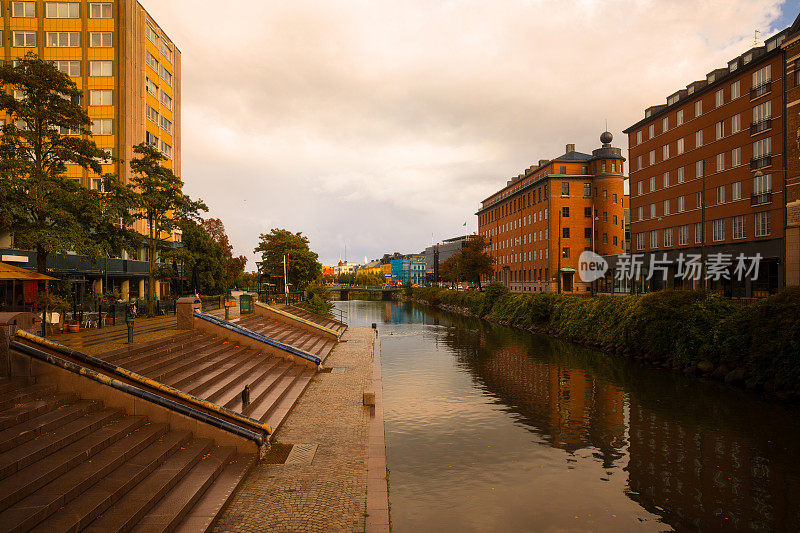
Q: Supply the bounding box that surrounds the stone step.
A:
[172,453,256,533]
[262,368,315,431]
[146,341,237,384]
[101,332,195,364]
[0,384,56,412]
[168,346,252,391]
[0,394,76,432]
[247,365,305,422]
[121,336,219,375]
[82,438,215,533]
[129,446,237,533]
[210,360,288,410]
[0,399,100,453]
[0,379,31,395]
[0,413,144,511]
[6,424,179,533]
[223,362,293,414]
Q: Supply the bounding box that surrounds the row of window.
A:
[9,30,113,48]
[633,105,772,172]
[633,138,772,198]
[145,104,172,134]
[145,131,172,159]
[635,212,771,250]
[145,77,173,110]
[145,22,174,62]
[480,181,623,226]
[633,65,772,146]
[145,52,173,84]
[635,174,771,222]
[5,1,112,18]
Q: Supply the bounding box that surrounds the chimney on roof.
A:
[566,143,575,153]
[539,159,548,167]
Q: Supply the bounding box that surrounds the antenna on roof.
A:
[754,29,761,47]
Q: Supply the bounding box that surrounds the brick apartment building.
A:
[476,133,626,293]
[784,16,800,286]
[624,24,795,297]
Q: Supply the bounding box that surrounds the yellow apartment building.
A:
[0,0,181,302]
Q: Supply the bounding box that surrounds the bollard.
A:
[241,384,251,411]
[225,304,229,321]
[98,303,103,329]
[125,303,135,344]
[42,308,47,338]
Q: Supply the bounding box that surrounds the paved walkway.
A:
[213,328,386,532]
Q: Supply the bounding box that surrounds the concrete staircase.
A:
[236,314,337,362]
[99,332,315,432]
[0,377,254,533]
[282,305,347,337]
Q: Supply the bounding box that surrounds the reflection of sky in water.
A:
[335,301,800,533]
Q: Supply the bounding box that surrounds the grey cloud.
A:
[142,0,786,265]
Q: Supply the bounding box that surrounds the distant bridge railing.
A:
[327,284,400,291]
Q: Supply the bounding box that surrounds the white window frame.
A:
[755,211,770,237]
[733,215,746,239]
[91,119,113,135]
[676,109,684,126]
[732,181,742,200]
[12,2,36,17]
[731,80,740,99]
[46,2,80,18]
[89,89,113,106]
[46,31,80,48]
[712,219,724,242]
[89,32,113,48]
[89,60,113,77]
[12,31,37,47]
[88,2,112,18]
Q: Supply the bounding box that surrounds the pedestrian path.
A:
[213,328,380,532]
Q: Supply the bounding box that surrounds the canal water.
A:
[334,300,800,532]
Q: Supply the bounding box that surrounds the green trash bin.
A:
[240,294,253,315]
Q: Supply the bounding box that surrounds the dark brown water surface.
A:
[336,300,800,532]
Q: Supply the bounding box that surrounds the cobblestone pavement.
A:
[213,328,376,533]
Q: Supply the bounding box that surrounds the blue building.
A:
[390,257,426,285]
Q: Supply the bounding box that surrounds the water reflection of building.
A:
[462,340,627,466]
[626,397,800,531]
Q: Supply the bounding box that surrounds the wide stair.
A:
[236,314,337,362]
[0,377,254,533]
[99,332,315,432]
[281,305,348,337]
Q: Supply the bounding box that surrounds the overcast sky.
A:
[142,0,794,268]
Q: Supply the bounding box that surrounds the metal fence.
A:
[200,295,223,312]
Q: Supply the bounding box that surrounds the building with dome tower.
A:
[476,133,627,293]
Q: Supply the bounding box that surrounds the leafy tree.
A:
[201,218,246,292]
[302,281,334,317]
[253,229,321,292]
[439,235,493,289]
[129,143,207,315]
[0,55,127,273]
[163,218,226,295]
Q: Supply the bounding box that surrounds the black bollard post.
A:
[241,384,251,411]
[125,304,134,344]
[42,308,47,338]
[98,302,103,329]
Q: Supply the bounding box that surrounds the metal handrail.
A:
[9,338,266,449]
[193,310,322,366]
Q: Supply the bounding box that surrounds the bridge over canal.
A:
[328,284,401,301]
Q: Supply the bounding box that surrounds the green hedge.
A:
[411,285,800,391]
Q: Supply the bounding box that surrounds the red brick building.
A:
[476,134,626,293]
[784,15,800,287]
[624,26,793,296]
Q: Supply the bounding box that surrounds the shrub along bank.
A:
[411,283,800,398]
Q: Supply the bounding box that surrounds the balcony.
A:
[750,118,772,135]
[750,80,771,99]
[750,155,772,170]
[751,191,772,206]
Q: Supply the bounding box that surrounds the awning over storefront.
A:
[0,262,58,281]
[559,267,577,273]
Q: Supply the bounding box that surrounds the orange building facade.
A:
[476,134,627,293]
[624,25,794,296]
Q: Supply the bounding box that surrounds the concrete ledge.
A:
[365,337,389,533]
